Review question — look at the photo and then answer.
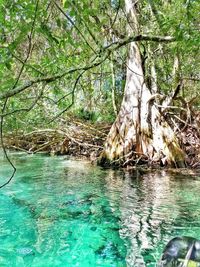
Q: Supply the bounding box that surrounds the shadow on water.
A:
[0,152,200,266]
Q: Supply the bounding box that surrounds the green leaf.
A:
[62,0,66,7]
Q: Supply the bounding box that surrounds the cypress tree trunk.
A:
[99,0,185,167]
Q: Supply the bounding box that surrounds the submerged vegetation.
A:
[1,154,200,266]
[0,0,199,173]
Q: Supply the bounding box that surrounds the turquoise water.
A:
[0,153,200,267]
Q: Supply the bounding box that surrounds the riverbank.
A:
[4,118,110,161]
[3,116,200,168]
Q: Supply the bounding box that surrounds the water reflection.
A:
[102,169,200,266]
[0,153,200,267]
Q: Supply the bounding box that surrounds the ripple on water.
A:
[0,154,200,266]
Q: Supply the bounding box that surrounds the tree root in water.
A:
[2,110,200,168]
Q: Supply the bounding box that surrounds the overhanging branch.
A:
[0,56,108,100]
[0,33,177,101]
[103,34,177,52]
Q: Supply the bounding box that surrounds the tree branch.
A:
[0,33,177,101]
[12,53,44,75]
[56,69,86,104]
[53,1,96,53]
[182,77,200,82]
[0,86,44,117]
[0,0,39,189]
[103,34,177,52]
[0,99,16,189]
[0,55,109,100]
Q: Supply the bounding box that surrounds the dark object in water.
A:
[158,236,200,266]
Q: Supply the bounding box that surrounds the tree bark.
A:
[110,55,118,116]
[98,0,185,168]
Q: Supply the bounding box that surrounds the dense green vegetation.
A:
[0,0,199,168]
[1,2,200,264]
[0,0,199,127]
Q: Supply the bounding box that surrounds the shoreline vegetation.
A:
[0,0,199,172]
[3,117,110,161]
[3,113,200,169]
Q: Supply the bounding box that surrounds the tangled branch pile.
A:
[3,102,200,169]
[178,112,200,168]
[4,118,111,160]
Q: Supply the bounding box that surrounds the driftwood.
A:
[4,118,111,161]
[3,102,200,168]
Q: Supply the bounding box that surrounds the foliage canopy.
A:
[0,0,199,132]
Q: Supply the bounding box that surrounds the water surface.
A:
[0,152,200,266]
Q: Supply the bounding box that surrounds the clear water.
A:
[0,152,200,267]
